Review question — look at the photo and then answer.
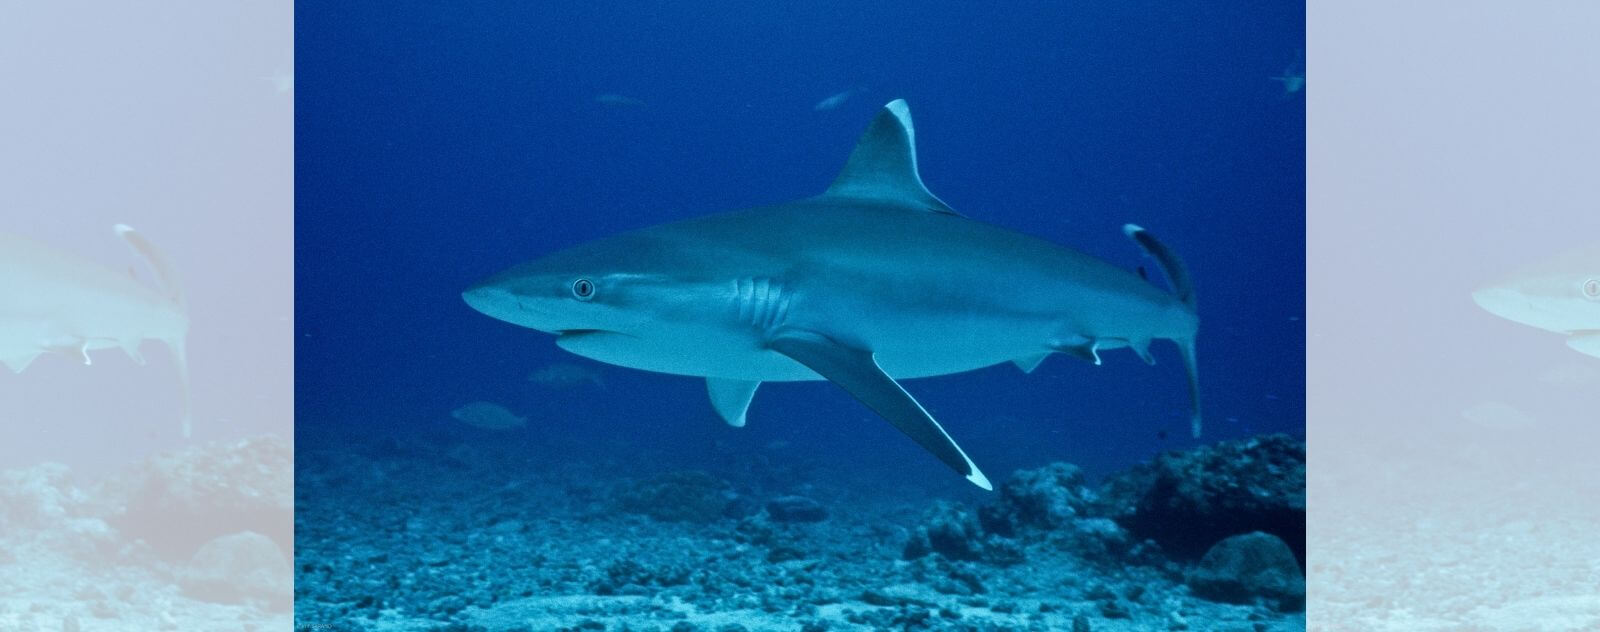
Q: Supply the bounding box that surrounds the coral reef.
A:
[0,436,292,631]
[1185,531,1305,612]
[294,431,1307,631]
[1097,434,1306,563]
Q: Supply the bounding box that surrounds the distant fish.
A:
[595,93,647,108]
[1271,70,1304,94]
[1271,52,1305,95]
[450,401,527,430]
[527,362,605,389]
[1,225,192,436]
[813,88,858,111]
[262,71,293,94]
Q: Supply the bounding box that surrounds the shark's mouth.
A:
[554,329,638,342]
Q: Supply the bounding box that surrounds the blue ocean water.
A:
[296,2,1303,493]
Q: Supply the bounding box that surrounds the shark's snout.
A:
[462,283,520,322]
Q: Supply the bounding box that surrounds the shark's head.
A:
[462,234,721,364]
[1471,258,1600,335]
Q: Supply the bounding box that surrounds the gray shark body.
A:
[464,100,1200,489]
[1472,244,1600,358]
[1,225,192,435]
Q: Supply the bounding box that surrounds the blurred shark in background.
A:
[1,225,192,436]
[1471,243,1600,359]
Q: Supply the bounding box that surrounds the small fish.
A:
[1271,71,1304,94]
[262,71,293,94]
[813,88,858,112]
[595,93,647,108]
[1271,51,1305,95]
[527,362,605,389]
[450,401,527,430]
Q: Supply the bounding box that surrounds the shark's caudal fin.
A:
[767,328,992,491]
[116,224,193,437]
[1124,224,1203,437]
[823,100,961,216]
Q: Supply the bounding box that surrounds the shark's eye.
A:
[1584,278,1599,300]
[572,278,595,300]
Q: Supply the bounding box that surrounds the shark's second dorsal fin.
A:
[824,99,960,216]
[115,224,185,310]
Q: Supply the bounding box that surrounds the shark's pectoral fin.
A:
[1012,353,1051,373]
[766,329,992,490]
[1568,332,1600,359]
[707,378,760,427]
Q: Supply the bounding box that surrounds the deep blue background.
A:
[297,2,1304,494]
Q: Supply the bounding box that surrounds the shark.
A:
[1471,243,1600,358]
[462,100,1201,489]
[1,224,192,436]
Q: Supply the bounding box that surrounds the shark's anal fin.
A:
[767,329,991,490]
[824,100,961,216]
[707,378,760,427]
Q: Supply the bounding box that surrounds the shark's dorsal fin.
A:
[115,224,185,310]
[824,99,960,216]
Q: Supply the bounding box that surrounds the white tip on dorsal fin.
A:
[824,99,960,216]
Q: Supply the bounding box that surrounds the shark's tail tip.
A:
[967,467,993,491]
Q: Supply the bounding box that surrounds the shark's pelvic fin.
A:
[1012,352,1051,373]
[707,378,760,427]
[1053,336,1102,365]
[824,100,960,216]
[3,351,42,373]
[767,328,991,490]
